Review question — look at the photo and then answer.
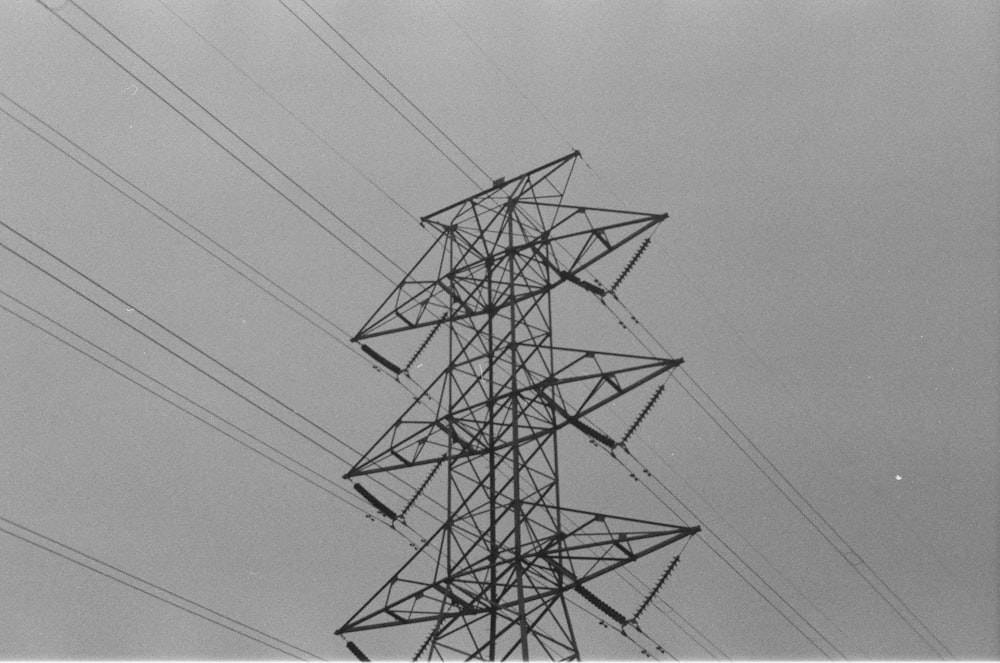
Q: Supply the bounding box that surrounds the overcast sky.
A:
[0,0,997,660]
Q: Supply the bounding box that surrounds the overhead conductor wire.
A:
[36,0,457,400]
[39,0,401,284]
[153,0,420,225]
[279,0,490,188]
[0,229,445,536]
[0,289,373,528]
[0,516,320,661]
[613,298,953,658]
[5,3,453,517]
[0,92,360,359]
[0,93,431,415]
[1,89,477,582]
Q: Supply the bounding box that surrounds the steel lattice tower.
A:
[337,152,699,660]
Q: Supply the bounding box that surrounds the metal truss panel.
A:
[354,156,668,342]
[345,347,683,477]
[336,503,697,635]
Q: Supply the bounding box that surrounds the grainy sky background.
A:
[0,0,997,660]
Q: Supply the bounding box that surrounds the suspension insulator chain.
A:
[360,343,403,376]
[346,640,370,662]
[568,416,618,450]
[411,624,437,661]
[631,555,681,624]
[620,384,665,448]
[404,323,440,373]
[353,483,399,521]
[399,461,441,521]
[575,583,628,626]
[610,238,651,295]
[560,269,607,297]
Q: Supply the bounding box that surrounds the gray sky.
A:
[0,0,997,659]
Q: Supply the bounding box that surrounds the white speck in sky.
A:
[896,475,902,481]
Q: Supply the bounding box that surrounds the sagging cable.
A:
[575,583,628,626]
[399,461,441,521]
[353,483,398,521]
[620,384,665,448]
[610,237,651,295]
[631,555,681,624]
[346,641,370,662]
[360,343,403,375]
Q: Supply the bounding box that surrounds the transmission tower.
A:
[337,152,699,660]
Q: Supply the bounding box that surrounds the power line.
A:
[0,230,444,525]
[0,284,435,556]
[582,409,847,659]
[296,0,493,184]
[556,365,840,656]
[586,375,861,657]
[0,234,354,468]
[614,299,955,658]
[0,88,451,537]
[615,564,729,660]
[460,42,954,658]
[154,0,420,226]
[0,289,375,531]
[0,90,454,523]
[0,88,435,422]
[277,0,486,189]
[0,92,361,361]
[39,0,401,284]
[431,0,577,155]
[0,516,320,660]
[611,297,938,652]
[44,0,461,386]
[468,26,957,644]
[0,217,352,467]
[430,2,634,215]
